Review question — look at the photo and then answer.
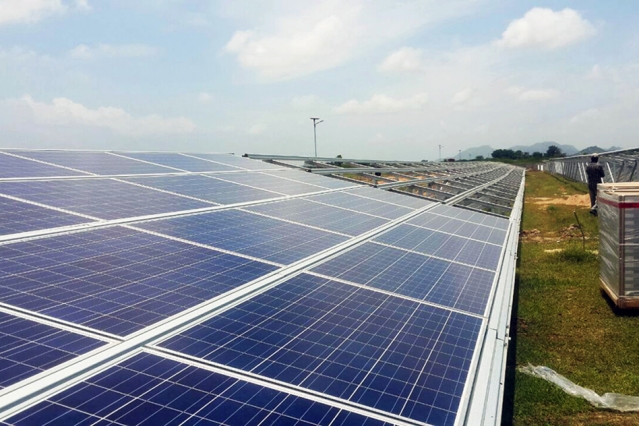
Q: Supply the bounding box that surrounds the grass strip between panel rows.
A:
[508,171,639,426]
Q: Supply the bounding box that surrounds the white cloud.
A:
[450,88,474,105]
[508,86,559,101]
[378,47,424,73]
[0,0,88,25]
[291,95,318,109]
[197,92,213,103]
[225,9,359,80]
[335,93,428,114]
[223,0,483,80]
[247,123,265,135]
[496,8,595,50]
[570,108,600,124]
[18,95,195,136]
[69,43,158,59]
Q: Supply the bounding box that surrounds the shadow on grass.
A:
[600,289,639,317]
[501,238,523,426]
[501,273,520,425]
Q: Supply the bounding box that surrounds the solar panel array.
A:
[0,150,522,426]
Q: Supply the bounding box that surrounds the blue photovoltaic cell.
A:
[6,352,390,426]
[117,152,238,172]
[430,205,510,230]
[306,192,412,219]
[347,187,433,210]
[263,170,357,189]
[0,226,278,336]
[124,174,280,205]
[0,153,87,178]
[0,179,210,220]
[159,274,483,425]
[0,311,106,389]
[0,197,93,236]
[312,243,495,315]
[11,151,175,175]
[408,211,507,247]
[215,172,324,196]
[188,153,283,170]
[246,198,388,236]
[429,205,475,221]
[374,224,502,270]
[135,209,349,265]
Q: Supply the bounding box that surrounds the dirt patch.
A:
[521,229,543,242]
[560,224,586,239]
[545,249,563,253]
[530,194,590,207]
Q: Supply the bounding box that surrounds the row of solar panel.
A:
[0,153,515,425]
[0,271,484,425]
[0,174,435,236]
[0,151,286,177]
[0,203,502,335]
[0,198,505,425]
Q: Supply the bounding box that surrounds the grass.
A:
[508,171,639,425]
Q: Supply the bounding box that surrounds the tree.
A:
[492,149,516,159]
[545,145,563,158]
[475,155,484,160]
[532,151,543,158]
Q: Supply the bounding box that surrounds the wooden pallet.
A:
[600,279,639,309]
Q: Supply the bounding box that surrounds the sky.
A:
[0,0,638,160]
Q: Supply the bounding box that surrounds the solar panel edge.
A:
[0,304,122,344]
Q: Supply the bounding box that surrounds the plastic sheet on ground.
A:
[519,364,639,412]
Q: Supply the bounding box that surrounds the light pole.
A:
[458,150,461,161]
[310,117,323,157]
[439,145,443,162]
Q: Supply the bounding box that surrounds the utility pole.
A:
[310,117,323,157]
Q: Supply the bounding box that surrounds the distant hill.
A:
[509,141,579,156]
[459,142,624,160]
[578,145,623,155]
[459,145,494,160]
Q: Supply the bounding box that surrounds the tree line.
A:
[488,145,564,160]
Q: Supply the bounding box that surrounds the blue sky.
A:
[1,0,637,160]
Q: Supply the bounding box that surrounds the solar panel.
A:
[0,179,211,220]
[135,209,349,265]
[263,170,357,189]
[214,172,325,196]
[0,226,278,336]
[123,175,280,205]
[311,243,495,314]
[0,153,87,178]
[117,152,239,172]
[348,187,433,209]
[5,351,392,426]
[188,153,283,170]
[306,192,412,219]
[374,224,502,270]
[11,151,175,175]
[245,198,389,236]
[158,274,483,425]
[0,197,93,237]
[0,311,106,389]
[408,211,507,246]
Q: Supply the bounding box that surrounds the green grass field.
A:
[508,171,639,425]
